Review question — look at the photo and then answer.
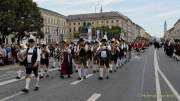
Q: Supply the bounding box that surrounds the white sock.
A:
[25,78,31,89]
[18,69,22,77]
[100,68,104,77]
[84,69,88,77]
[78,68,82,78]
[109,64,113,71]
[35,77,40,87]
[106,68,110,77]
[40,68,44,76]
[75,64,78,71]
[93,64,97,71]
[53,62,56,67]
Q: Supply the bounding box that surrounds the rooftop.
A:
[39,8,65,18]
[67,11,128,21]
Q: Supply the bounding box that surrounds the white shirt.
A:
[27,46,40,63]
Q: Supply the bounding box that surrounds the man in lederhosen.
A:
[22,37,41,93]
[39,44,50,78]
[77,38,87,80]
[97,38,111,80]
[85,41,93,69]
[109,38,119,73]
[16,44,27,79]
[92,40,100,73]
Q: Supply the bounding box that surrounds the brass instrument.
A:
[17,44,27,62]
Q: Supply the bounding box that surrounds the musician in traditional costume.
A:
[60,41,73,78]
[22,36,41,93]
[97,38,111,80]
[16,44,27,79]
[77,38,88,80]
[85,41,93,69]
[109,38,119,73]
[39,44,50,78]
[51,43,60,69]
[92,40,100,73]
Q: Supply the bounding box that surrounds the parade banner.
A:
[96,30,100,40]
[88,27,92,41]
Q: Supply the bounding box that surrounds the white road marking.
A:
[158,68,180,101]
[155,49,180,101]
[154,50,162,101]
[87,93,101,101]
[0,68,59,86]
[0,91,23,101]
[70,74,93,85]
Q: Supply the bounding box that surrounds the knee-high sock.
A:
[105,68,110,77]
[35,76,40,87]
[53,61,56,67]
[25,78,31,89]
[17,69,22,77]
[93,64,97,71]
[109,63,113,71]
[83,68,88,77]
[45,67,49,76]
[99,68,104,77]
[40,67,44,76]
[78,68,82,78]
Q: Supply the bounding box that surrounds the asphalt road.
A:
[0,47,180,101]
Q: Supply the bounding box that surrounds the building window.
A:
[74,27,76,32]
[116,20,119,22]
[78,23,80,25]
[92,22,94,24]
[74,23,76,25]
[111,20,114,23]
[106,21,109,23]
[69,28,71,32]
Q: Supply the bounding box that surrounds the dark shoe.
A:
[106,76,109,79]
[52,66,55,68]
[39,75,44,79]
[34,87,39,91]
[60,75,64,79]
[22,88,29,93]
[114,70,117,72]
[98,77,103,80]
[83,76,86,79]
[110,70,113,73]
[77,77,81,80]
[68,75,71,78]
[93,70,96,73]
[75,70,78,72]
[16,76,21,79]
[46,75,49,78]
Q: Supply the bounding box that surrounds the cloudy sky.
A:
[33,0,180,37]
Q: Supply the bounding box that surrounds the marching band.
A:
[14,36,148,93]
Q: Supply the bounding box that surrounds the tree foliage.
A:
[0,0,44,44]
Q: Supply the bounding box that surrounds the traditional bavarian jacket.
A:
[24,46,40,66]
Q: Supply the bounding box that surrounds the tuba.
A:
[17,44,27,62]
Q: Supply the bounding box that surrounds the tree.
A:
[0,0,17,44]
[0,0,44,44]
[15,0,43,43]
